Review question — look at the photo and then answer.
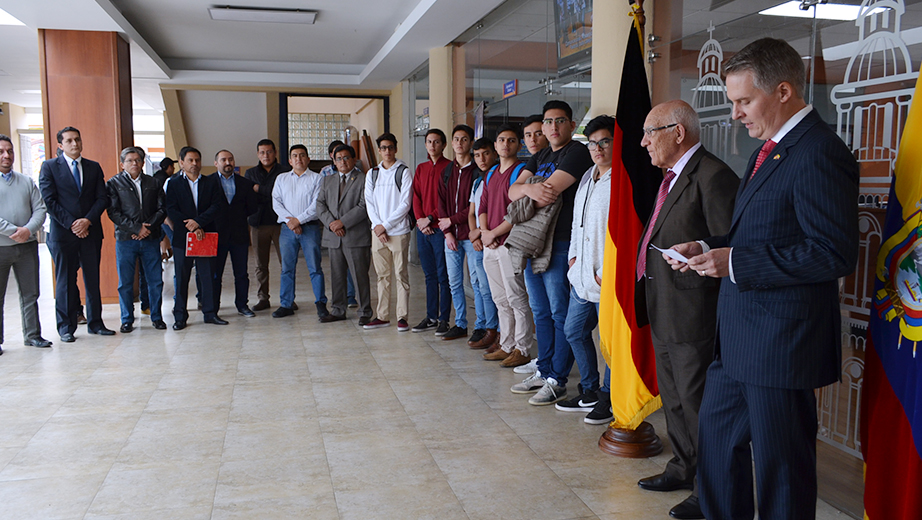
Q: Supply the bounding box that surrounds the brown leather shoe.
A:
[252,300,270,311]
[500,349,530,368]
[469,328,497,349]
[483,348,511,361]
[484,339,502,354]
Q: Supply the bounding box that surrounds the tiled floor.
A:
[0,245,850,519]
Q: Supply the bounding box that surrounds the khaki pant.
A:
[371,233,410,322]
[482,246,533,355]
[250,224,281,303]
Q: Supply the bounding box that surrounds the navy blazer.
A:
[165,172,228,249]
[704,109,858,390]
[39,155,109,243]
[214,173,257,246]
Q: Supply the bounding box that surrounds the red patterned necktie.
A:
[636,169,677,281]
[750,139,777,179]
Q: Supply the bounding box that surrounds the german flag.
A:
[597,4,662,429]
[862,74,922,520]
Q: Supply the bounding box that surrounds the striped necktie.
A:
[750,140,777,179]
[636,169,676,281]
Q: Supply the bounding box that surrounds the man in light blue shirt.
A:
[271,144,329,318]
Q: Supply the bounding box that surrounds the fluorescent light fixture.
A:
[0,7,25,26]
[208,6,317,24]
[760,1,886,21]
[17,90,42,94]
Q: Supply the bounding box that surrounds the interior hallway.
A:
[0,244,849,519]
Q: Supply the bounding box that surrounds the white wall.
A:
[178,90,268,171]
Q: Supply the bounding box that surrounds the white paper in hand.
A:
[649,244,689,264]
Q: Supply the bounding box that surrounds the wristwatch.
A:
[428,215,436,225]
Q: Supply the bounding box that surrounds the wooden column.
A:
[39,29,133,304]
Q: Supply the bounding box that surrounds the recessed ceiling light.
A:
[208,6,317,24]
[0,8,25,26]
[760,1,886,21]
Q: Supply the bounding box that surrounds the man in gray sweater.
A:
[0,134,51,355]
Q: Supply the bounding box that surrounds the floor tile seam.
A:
[300,358,344,520]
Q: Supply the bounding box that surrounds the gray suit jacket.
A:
[316,167,371,249]
[635,146,739,344]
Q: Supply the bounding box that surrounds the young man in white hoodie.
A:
[363,133,413,331]
[553,115,615,421]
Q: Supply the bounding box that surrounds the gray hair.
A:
[120,146,145,163]
[723,38,805,100]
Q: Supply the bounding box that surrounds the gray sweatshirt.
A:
[567,165,611,303]
[0,171,47,246]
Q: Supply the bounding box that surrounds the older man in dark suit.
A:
[165,146,229,330]
[316,144,372,324]
[635,100,738,520]
[668,39,859,520]
[212,149,258,318]
[39,127,114,342]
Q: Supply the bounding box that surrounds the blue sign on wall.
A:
[503,80,518,99]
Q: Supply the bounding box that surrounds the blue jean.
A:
[465,241,498,330]
[563,287,600,391]
[524,241,572,386]
[116,239,163,323]
[417,229,450,322]
[279,224,327,308]
[445,241,468,329]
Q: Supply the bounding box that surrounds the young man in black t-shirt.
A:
[507,100,594,406]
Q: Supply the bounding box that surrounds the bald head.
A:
[641,100,701,169]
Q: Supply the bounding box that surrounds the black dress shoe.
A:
[638,473,694,492]
[238,307,256,318]
[319,314,346,323]
[89,327,116,336]
[24,337,53,348]
[272,306,295,318]
[60,333,76,343]
[152,320,167,330]
[669,495,703,519]
[120,323,134,333]
[357,316,372,326]
[205,316,229,325]
[172,321,186,330]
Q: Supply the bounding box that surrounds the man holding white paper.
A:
[634,100,739,520]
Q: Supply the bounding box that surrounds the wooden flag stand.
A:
[598,421,663,458]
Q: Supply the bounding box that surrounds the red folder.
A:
[185,232,218,257]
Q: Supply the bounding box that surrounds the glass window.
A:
[288,113,351,158]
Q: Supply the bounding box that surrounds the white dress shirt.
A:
[272,169,323,224]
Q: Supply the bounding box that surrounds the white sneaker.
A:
[528,377,567,406]
[510,370,544,394]
[513,357,538,374]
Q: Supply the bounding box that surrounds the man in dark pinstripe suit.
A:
[666,39,859,520]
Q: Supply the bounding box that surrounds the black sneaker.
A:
[411,318,438,333]
[584,392,614,424]
[434,320,450,336]
[441,325,467,341]
[469,328,487,344]
[555,389,599,412]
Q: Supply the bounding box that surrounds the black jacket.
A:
[215,173,258,245]
[244,162,287,227]
[106,171,167,242]
[165,172,228,248]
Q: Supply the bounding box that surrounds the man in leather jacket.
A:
[106,146,167,332]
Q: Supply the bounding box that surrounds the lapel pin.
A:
[773,154,781,160]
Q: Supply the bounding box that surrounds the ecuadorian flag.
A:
[862,76,922,519]
[597,8,662,430]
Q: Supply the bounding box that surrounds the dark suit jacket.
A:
[316,168,371,249]
[215,174,258,245]
[635,146,739,344]
[165,172,228,249]
[106,171,166,241]
[39,155,109,243]
[704,109,859,390]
